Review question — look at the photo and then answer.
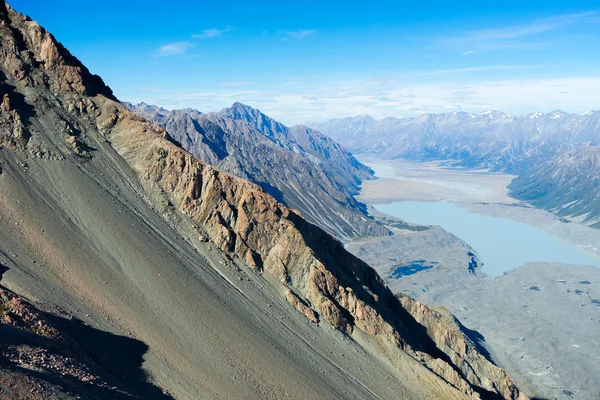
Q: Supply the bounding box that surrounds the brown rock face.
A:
[0,2,528,399]
[0,285,57,336]
[0,93,27,149]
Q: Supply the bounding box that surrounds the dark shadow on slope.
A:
[455,318,493,362]
[191,119,230,160]
[286,210,511,398]
[0,263,7,280]
[0,310,172,399]
[163,131,182,148]
[256,181,286,204]
[0,70,36,127]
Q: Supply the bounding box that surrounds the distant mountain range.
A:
[310,110,600,227]
[309,110,600,173]
[509,146,600,228]
[127,102,390,240]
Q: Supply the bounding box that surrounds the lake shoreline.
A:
[358,156,600,261]
[373,200,600,277]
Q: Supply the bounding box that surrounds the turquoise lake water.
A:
[375,201,600,277]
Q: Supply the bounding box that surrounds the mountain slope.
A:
[310,110,600,173]
[127,102,389,241]
[0,2,526,399]
[509,146,600,227]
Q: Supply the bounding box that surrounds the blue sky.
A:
[10,0,600,124]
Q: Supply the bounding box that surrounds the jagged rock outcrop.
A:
[0,1,113,99]
[0,2,528,399]
[126,102,389,241]
[396,294,526,400]
[0,92,27,149]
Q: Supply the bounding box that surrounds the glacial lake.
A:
[375,201,600,277]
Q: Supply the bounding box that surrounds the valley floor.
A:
[348,157,600,400]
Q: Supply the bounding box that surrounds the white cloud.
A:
[155,42,194,57]
[125,75,600,125]
[403,65,533,77]
[283,29,318,40]
[193,27,231,39]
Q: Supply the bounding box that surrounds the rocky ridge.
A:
[127,102,389,241]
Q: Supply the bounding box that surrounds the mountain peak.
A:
[219,102,278,128]
[0,4,115,100]
[229,101,261,116]
[354,113,376,122]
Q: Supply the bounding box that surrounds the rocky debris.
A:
[0,285,126,397]
[0,93,27,149]
[0,286,57,336]
[1,92,10,111]
[65,134,90,157]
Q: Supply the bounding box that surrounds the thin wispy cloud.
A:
[216,81,255,87]
[155,42,194,57]
[440,11,597,53]
[193,27,231,39]
[283,29,318,40]
[404,65,533,77]
[466,12,595,41]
